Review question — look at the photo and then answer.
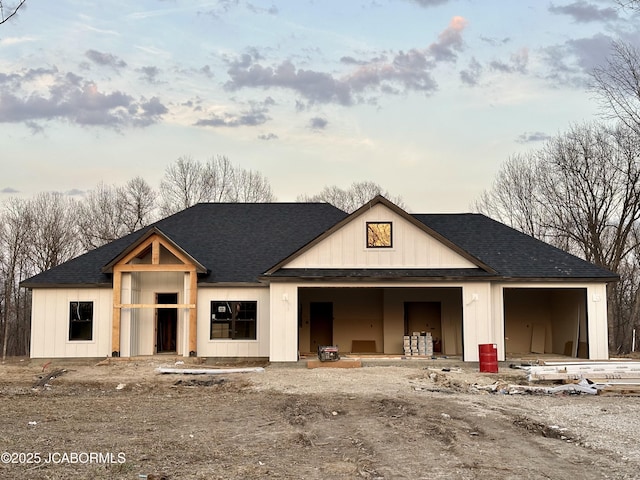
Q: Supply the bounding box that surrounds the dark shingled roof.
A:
[21,201,618,288]
[21,202,348,287]
[413,213,617,280]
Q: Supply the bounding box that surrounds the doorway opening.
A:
[156,293,178,353]
[310,302,333,352]
[405,301,442,353]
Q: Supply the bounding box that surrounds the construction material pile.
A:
[403,333,433,357]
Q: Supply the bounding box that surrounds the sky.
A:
[1,0,639,213]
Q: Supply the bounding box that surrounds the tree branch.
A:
[0,0,27,25]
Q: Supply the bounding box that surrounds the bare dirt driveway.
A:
[0,357,639,480]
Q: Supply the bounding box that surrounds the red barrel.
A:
[479,343,498,373]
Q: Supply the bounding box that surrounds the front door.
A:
[310,302,333,351]
[156,293,177,353]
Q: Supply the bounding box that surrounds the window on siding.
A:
[210,301,257,340]
[69,301,93,341]
[366,222,392,248]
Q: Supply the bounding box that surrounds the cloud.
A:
[224,17,468,106]
[489,48,529,74]
[194,100,271,128]
[258,132,278,140]
[25,120,45,135]
[479,36,510,47]
[460,57,483,86]
[0,36,36,46]
[66,188,85,196]
[548,1,618,23]
[1,187,19,194]
[410,0,450,6]
[516,131,552,143]
[309,117,328,130]
[542,33,613,86]
[0,68,168,129]
[564,34,614,71]
[85,49,127,69]
[139,96,168,118]
[225,55,353,105]
[428,16,467,62]
[138,66,161,83]
[246,3,278,15]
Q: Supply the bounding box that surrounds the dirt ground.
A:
[1,357,639,480]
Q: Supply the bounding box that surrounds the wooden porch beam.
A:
[116,264,194,272]
[115,303,196,309]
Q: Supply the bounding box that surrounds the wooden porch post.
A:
[112,267,122,356]
[189,269,197,356]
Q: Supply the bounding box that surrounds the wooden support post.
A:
[188,270,197,356]
[152,239,160,264]
[112,268,122,357]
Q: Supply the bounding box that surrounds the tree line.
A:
[475,12,640,353]
[0,155,401,358]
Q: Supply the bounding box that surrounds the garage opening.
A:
[298,287,462,356]
[504,288,588,358]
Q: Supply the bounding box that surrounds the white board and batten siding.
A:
[30,288,112,358]
[285,203,476,269]
[196,286,270,358]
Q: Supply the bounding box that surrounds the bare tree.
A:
[121,176,157,233]
[298,181,406,213]
[592,41,640,133]
[159,156,214,216]
[159,155,277,215]
[0,0,27,25]
[228,169,276,203]
[28,192,82,272]
[204,155,236,202]
[541,123,640,271]
[0,198,32,360]
[76,182,129,250]
[473,153,551,241]
[615,1,640,10]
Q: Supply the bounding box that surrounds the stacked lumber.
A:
[522,361,640,396]
[526,361,640,382]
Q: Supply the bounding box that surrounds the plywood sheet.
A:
[531,324,545,354]
[351,340,376,353]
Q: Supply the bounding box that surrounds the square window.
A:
[69,301,93,341]
[210,301,257,340]
[366,222,392,248]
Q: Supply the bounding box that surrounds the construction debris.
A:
[473,379,603,395]
[524,361,640,382]
[156,367,265,375]
[32,368,66,388]
[511,360,640,396]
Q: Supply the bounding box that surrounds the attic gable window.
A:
[366,222,392,248]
